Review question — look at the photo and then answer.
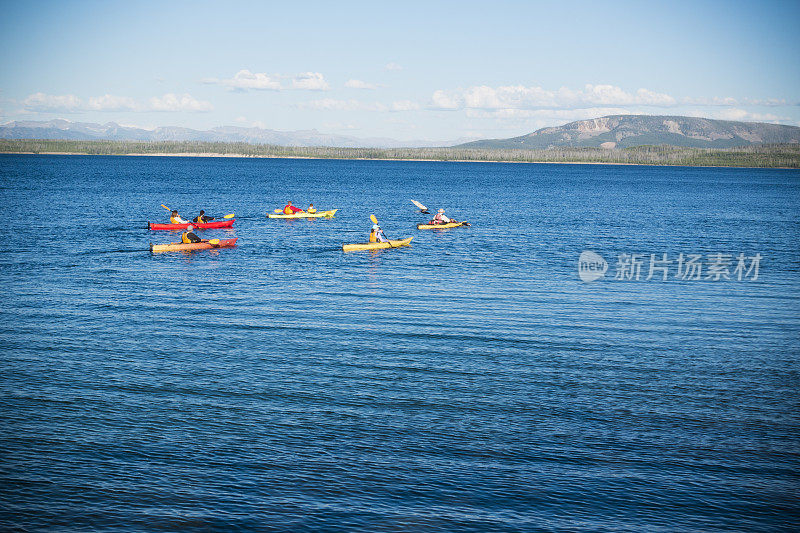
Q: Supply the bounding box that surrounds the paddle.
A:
[207,239,220,247]
[411,199,430,214]
[223,213,235,219]
[161,204,172,211]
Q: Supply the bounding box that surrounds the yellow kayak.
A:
[268,209,337,219]
[417,221,469,230]
[342,237,413,252]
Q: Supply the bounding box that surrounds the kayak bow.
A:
[342,237,413,252]
[267,209,337,219]
[149,219,235,230]
[150,238,238,253]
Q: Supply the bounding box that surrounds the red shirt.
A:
[285,205,303,213]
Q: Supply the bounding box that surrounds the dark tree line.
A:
[1,139,798,168]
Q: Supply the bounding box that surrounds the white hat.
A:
[438,208,445,213]
[187,225,194,231]
[372,223,379,230]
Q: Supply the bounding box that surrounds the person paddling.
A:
[431,208,453,225]
[193,210,215,223]
[181,226,203,244]
[170,210,189,224]
[308,203,317,214]
[283,201,303,215]
[370,223,388,243]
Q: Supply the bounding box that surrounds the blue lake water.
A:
[1,154,799,531]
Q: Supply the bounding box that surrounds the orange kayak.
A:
[150,238,238,253]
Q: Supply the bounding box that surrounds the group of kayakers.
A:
[162,199,465,250]
[170,209,216,225]
[168,209,217,244]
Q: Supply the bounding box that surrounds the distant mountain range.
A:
[0,119,469,149]
[3,115,800,150]
[456,115,800,149]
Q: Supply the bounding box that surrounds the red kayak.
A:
[148,219,235,230]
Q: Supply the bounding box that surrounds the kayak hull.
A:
[149,219,235,230]
[268,209,337,219]
[342,237,413,252]
[150,238,238,253]
[417,221,469,230]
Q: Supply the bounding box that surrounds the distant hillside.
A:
[456,115,800,149]
[0,119,467,149]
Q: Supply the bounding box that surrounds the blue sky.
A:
[1,0,798,141]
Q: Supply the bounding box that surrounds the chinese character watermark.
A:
[578,251,761,282]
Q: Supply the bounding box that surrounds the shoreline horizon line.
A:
[1,151,797,170]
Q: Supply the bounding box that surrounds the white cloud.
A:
[87,94,137,111]
[204,69,329,91]
[299,98,387,111]
[291,72,329,90]
[345,79,378,90]
[465,107,632,120]
[298,98,419,112]
[390,100,420,112]
[148,93,213,112]
[430,83,677,111]
[742,97,788,107]
[206,69,282,90]
[22,92,212,113]
[22,92,82,112]
[385,62,403,71]
[681,96,739,106]
[431,90,461,110]
[708,108,785,122]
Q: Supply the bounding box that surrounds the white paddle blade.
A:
[411,199,427,211]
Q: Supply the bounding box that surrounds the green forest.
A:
[1,139,799,168]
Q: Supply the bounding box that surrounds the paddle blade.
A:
[411,199,427,211]
[274,209,283,214]
[161,204,171,211]
[223,213,235,219]
[208,239,220,245]
[370,214,378,224]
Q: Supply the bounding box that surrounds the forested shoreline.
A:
[1,139,799,168]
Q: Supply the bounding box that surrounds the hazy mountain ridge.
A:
[0,119,469,149]
[456,115,800,149]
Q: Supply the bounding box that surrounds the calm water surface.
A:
[1,154,799,531]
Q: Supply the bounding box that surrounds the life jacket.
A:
[181,232,200,244]
[284,206,293,214]
[308,207,317,214]
[369,229,377,243]
[170,215,181,224]
[193,215,204,223]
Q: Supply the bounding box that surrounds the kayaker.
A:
[370,223,388,243]
[170,210,189,224]
[192,210,215,223]
[283,201,303,215]
[308,203,317,214]
[180,226,203,244]
[431,208,452,225]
